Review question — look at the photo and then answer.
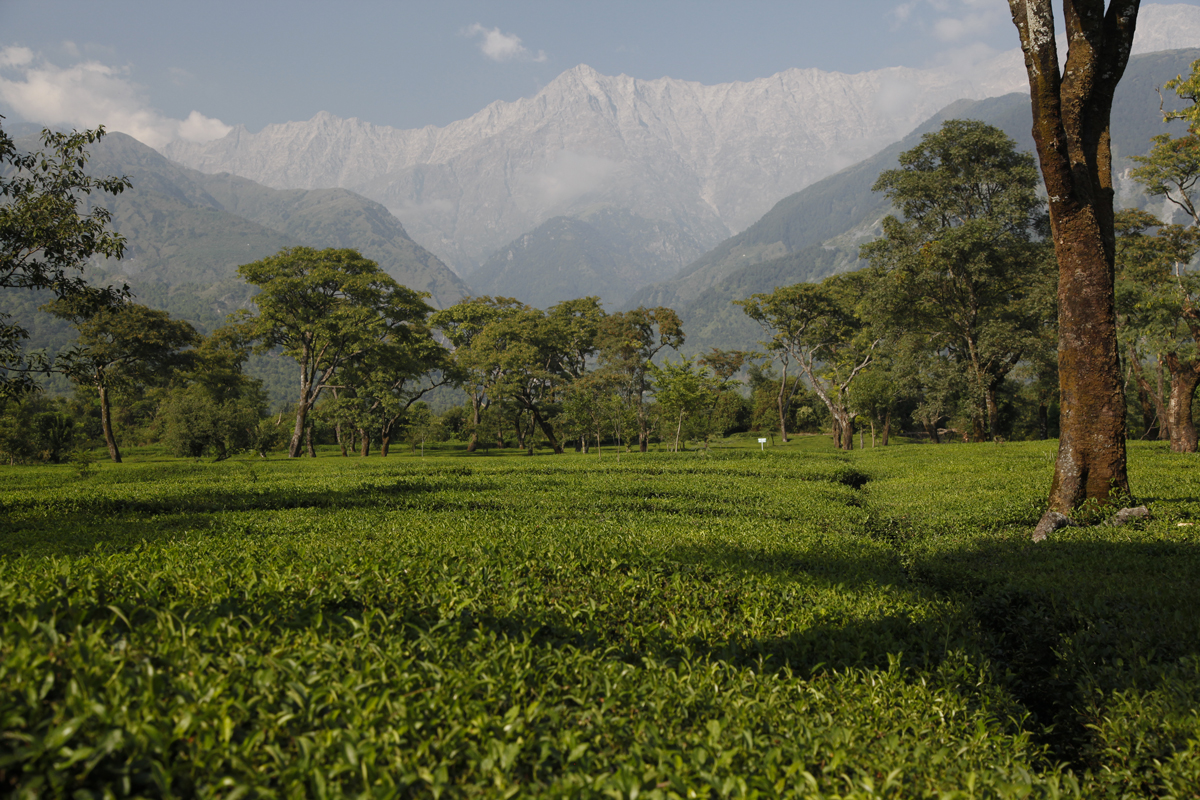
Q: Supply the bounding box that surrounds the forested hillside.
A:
[632,48,1200,356]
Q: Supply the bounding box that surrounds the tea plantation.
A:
[2,438,1199,798]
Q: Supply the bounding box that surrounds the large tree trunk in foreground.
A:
[98,384,121,463]
[1010,0,1137,514]
[1164,353,1200,453]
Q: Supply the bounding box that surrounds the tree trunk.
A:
[1157,357,1171,440]
[530,407,563,454]
[305,424,316,457]
[972,413,985,443]
[289,402,310,458]
[513,410,526,450]
[882,410,891,446]
[466,399,481,453]
[1010,0,1136,514]
[1165,353,1200,453]
[381,434,391,457]
[832,410,854,450]
[98,383,121,463]
[359,428,370,457]
[776,372,790,443]
[337,423,348,456]
[1128,346,1165,439]
[869,416,876,448]
[674,409,684,452]
[1038,401,1050,440]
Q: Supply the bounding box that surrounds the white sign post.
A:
[758,437,767,451]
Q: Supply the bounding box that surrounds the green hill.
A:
[52,131,471,315]
[640,48,1200,356]
[2,131,472,405]
[466,206,706,309]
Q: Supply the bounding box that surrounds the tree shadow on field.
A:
[0,470,514,559]
[648,530,1200,768]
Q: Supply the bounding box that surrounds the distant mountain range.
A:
[157,5,1200,311]
[5,10,1198,384]
[65,132,469,318]
[1,131,471,402]
[653,48,1200,356]
[159,49,1042,273]
[466,206,708,308]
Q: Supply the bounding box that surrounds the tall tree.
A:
[1009,0,1139,519]
[738,274,880,451]
[596,307,684,453]
[326,325,451,457]
[650,357,716,452]
[430,297,524,453]
[237,247,434,458]
[50,300,198,462]
[472,297,605,455]
[158,326,273,460]
[1123,60,1200,452]
[861,119,1049,441]
[1113,209,1200,452]
[0,121,130,398]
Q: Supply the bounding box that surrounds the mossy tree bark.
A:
[1009,0,1138,512]
[1165,351,1200,452]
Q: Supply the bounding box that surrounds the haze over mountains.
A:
[7,3,1199,369]
[161,4,1200,297]
[639,47,1200,356]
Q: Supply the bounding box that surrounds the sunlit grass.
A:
[2,439,1197,796]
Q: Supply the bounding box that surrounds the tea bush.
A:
[1,439,1197,797]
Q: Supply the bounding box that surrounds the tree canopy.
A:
[0,120,130,398]
[237,247,436,458]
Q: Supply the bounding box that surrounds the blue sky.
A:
[2,1,1198,146]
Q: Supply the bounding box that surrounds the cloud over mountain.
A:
[0,47,231,148]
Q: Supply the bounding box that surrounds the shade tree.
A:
[738,274,880,450]
[650,356,717,452]
[1113,208,1200,452]
[860,119,1049,442]
[430,296,525,453]
[0,121,130,399]
[237,247,436,458]
[1008,0,1139,517]
[49,299,198,462]
[596,307,684,453]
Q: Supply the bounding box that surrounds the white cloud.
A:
[891,0,1009,43]
[464,24,547,63]
[0,46,33,68]
[891,3,918,24]
[0,47,231,149]
[932,11,997,42]
[531,150,620,209]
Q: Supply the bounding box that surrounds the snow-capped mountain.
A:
[161,4,1200,276]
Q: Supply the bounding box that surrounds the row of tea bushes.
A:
[1,442,1197,796]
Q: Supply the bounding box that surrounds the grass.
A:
[1,437,1198,797]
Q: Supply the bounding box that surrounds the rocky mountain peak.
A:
[160,3,1200,278]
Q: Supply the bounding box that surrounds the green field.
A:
[2,437,1199,798]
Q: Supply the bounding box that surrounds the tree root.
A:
[1032,506,1152,542]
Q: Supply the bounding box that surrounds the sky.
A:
[2,1,1199,148]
